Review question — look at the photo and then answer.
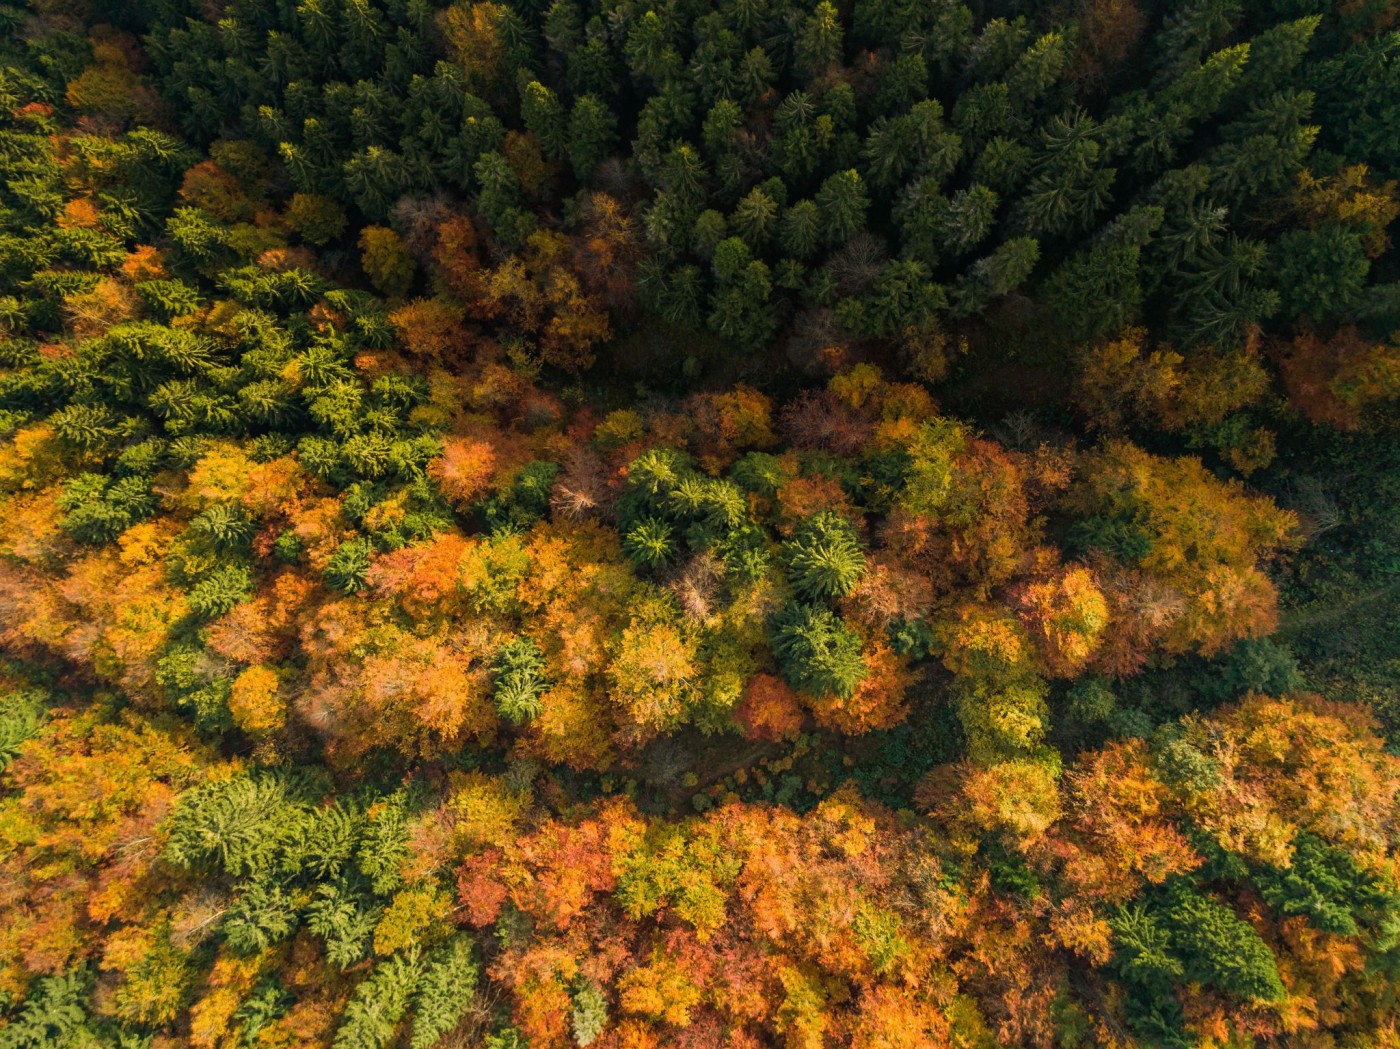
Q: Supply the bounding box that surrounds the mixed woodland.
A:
[3,0,1400,1045]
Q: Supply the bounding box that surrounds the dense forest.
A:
[3,0,1400,1044]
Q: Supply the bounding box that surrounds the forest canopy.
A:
[3,0,1400,1046]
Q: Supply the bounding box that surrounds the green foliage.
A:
[1254,834,1399,937]
[1166,883,1285,1002]
[325,538,374,594]
[188,502,252,552]
[167,207,232,270]
[55,471,154,544]
[568,95,617,180]
[570,980,608,1047]
[483,461,559,533]
[0,970,103,1049]
[186,563,254,619]
[0,689,45,772]
[135,279,202,320]
[334,951,426,1049]
[521,81,568,161]
[771,603,867,699]
[154,644,233,730]
[306,882,381,970]
[1044,206,1164,344]
[954,676,1050,762]
[623,517,675,569]
[223,878,301,953]
[234,981,293,1045]
[815,170,869,246]
[1109,904,1190,1047]
[493,636,549,725]
[1151,729,1225,797]
[1270,224,1370,322]
[163,769,313,878]
[1062,678,1116,735]
[1213,638,1304,699]
[783,510,866,601]
[484,1030,527,1049]
[357,791,412,896]
[1112,878,1286,1040]
[410,936,478,1049]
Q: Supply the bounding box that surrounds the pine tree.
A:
[188,501,252,551]
[950,236,1039,316]
[306,883,382,969]
[794,0,844,81]
[357,792,412,896]
[0,689,45,773]
[779,199,821,259]
[164,769,311,878]
[187,562,255,618]
[0,970,101,1049]
[56,471,156,542]
[325,537,374,594]
[520,80,567,161]
[1270,224,1370,323]
[731,185,778,251]
[1165,884,1286,1002]
[1043,205,1164,343]
[492,636,549,724]
[624,517,676,569]
[771,603,868,699]
[815,169,869,246]
[223,878,301,953]
[343,147,409,220]
[784,511,866,601]
[410,936,479,1049]
[334,951,427,1049]
[567,94,616,180]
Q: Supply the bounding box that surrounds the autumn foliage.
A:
[3,2,1400,1046]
